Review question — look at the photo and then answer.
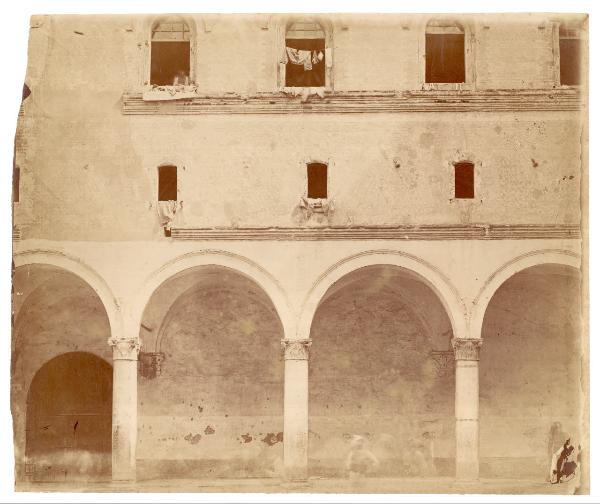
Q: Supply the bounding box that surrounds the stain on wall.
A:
[480,264,582,479]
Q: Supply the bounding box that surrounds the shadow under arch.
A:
[132,249,294,341]
[13,249,122,340]
[470,249,581,339]
[25,351,113,481]
[297,249,466,341]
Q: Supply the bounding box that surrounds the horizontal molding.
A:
[122,88,583,115]
[170,224,581,241]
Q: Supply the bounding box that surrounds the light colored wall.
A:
[14,14,584,242]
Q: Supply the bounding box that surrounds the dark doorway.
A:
[26,352,112,481]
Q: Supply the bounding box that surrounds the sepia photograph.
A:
[3,1,594,500]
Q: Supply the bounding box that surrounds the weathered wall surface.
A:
[14,14,584,241]
[480,265,582,479]
[309,266,454,477]
[137,268,284,479]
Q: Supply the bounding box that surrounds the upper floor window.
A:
[307,162,328,199]
[559,24,582,86]
[285,21,326,87]
[425,20,465,84]
[151,19,191,86]
[454,161,474,199]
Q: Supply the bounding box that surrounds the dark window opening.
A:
[307,162,328,198]
[22,83,31,102]
[559,26,582,86]
[158,165,177,201]
[13,166,20,203]
[150,20,191,86]
[454,162,474,199]
[285,22,326,87]
[426,22,465,83]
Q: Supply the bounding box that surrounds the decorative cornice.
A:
[452,338,482,361]
[170,224,580,241]
[109,338,141,361]
[122,88,583,115]
[281,339,312,360]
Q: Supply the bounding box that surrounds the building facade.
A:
[12,13,587,490]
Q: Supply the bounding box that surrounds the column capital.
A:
[108,338,140,361]
[451,338,482,361]
[281,339,312,360]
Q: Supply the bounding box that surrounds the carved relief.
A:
[281,339,312,360]
[109,338,141,361]
[138,352,165,378]
[451,338,482,361]
[429,350,455,377]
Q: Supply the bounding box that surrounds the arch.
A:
[26,351,113,479]
[278,16,334,90]
[470,249,581,339]
[297,250,466,341]
[423,17,474,87]
[132,249,294,341]
[143,14,198,86]
[13,249,122,340]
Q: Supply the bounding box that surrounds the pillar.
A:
[452,337,482,481]
[281,339,311,481]
[109,337,140,482]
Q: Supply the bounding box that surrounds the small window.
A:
[285,22,326,87]
[426,20,465,83]
[158,165,177,201]
[307,162,327,198]
[151,19,191,86]
[13,166,20,203]
[559,25,582,86]
[454,162,474,199]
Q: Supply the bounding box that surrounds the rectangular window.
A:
[425,30,465,83]
[454,162,474,199]
[13,166,20,203]
[158,165,177,201]
[559,32,581,86]
[307,162,328,198]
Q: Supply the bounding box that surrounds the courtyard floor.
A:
[16,476,581,495]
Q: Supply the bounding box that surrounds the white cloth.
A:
[157,200,179,229]
[285,47,313,70]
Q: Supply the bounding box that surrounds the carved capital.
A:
[109,338,140,361]
[451,338,482,361]
[281,339,312,360]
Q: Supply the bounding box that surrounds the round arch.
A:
[470,249,581,339]
[297,249,466,340]
[132,249,294,340]
[13,249,122,340]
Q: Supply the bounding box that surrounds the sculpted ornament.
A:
[451,338,482,361]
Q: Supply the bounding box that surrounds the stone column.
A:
[109,337,140,482]
[281,339,311,481]
[452,337,482,481]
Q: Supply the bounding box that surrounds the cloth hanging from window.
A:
[285,47,317,71]
[157,200,179,229]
